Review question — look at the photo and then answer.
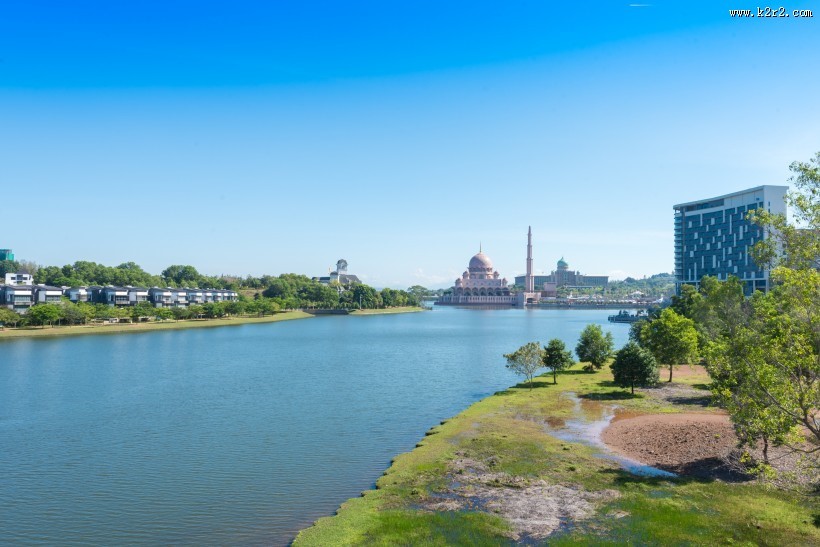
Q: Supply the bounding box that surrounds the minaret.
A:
[525,226,534,292]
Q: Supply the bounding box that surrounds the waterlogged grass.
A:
[294,365,820,545]
[0,311,312,340]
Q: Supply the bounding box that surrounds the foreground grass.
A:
[349,306,426,315]
[0,311,312,340]
[294,365,819,546]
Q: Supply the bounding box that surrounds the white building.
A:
[4,273,33,286]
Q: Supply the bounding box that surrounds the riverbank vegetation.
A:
[295,364,818,545]
[0,310,313,339]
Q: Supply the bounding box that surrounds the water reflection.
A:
[545,392,676,478]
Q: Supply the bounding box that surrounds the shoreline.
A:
[348,306,426,315]
[0,311,313,341]
[294,365,818,545]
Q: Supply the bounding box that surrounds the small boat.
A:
[607,310,647,323]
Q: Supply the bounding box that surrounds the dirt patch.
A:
[637,382,714,409]
[602,413,745,480]
[666,364,708,380]
[424,456,619,540]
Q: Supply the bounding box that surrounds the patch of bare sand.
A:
[424,456,619,540]
[603,413,820,485]
[602,413,743,480]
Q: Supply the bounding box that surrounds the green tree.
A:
[131,302,156,322]
[503,341,545,390]
[407,285,431,302]
[543,338,574,384]
[161,265,202,286]
[155,307,174,321]
[171,306,193,321]
[748,151,820,271]
[60,301,87,325]
[670,283,702,320]
[641,308,699,382]
[350,284,379,309]
[0,259,20,277]
[225,300,246,316]
[698,152,820,465]
[28,303,62,327]
[575,324,614,371]
[610,341,659,394]
[203,302,227,318]
[702,269,820,462]
[0,308,22,328]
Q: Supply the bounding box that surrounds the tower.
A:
[525,226,534,292]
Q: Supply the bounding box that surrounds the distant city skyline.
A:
[2,2,818,288]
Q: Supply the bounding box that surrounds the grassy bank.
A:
[0,311,312,340]
[294,365,819,545]
[348,306,426,316]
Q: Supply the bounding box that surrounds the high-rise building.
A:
[0,249,14,261]
[673,185,787,295]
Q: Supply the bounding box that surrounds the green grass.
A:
[0,311,312,340]
[348,306,426,315]
[294,364,820,545]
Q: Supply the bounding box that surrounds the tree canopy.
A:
[640,308,699,382]
[543,338,574,384]
[575,324,614,371]
[611,341,659,394]
[504,341,545,390]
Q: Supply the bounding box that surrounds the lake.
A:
[0,306,629,545]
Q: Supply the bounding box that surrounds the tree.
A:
[131,302,156,322]
[611,342,659,394]
[161,265,202,286]
[575,324,614,371]
[0,259,20,277]
[504,341,545,390]
[171,306,193,321]
[60,301,87,325]
[748,151,820,271]
[640,308,699,382]
[28,303,62,327]
[669,283,702,320]
[0,308,22,328]
[702,269,820,462]
[543,339,574,384]
[155,307,174,321]
[698,152,820,465]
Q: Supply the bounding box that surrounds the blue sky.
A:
[1,1,818,288]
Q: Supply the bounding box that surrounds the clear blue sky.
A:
[1,1,818,288]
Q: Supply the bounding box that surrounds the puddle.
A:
[545,392,676,479]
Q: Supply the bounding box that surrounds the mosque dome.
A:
[469,251,494,272]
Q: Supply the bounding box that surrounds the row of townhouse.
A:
[1,280,237,314]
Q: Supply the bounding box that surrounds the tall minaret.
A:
[525,226,534,292]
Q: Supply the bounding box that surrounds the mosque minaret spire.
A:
[525,226,534,292]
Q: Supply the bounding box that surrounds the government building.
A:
[673,185,787,295]
[514,257,608,290]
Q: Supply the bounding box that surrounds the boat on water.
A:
[608,309,649,323]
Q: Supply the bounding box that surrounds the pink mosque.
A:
[436,227,540,306]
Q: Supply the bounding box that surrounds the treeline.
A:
[0,261,429,309]
[261,274,419,309]
[0,298,283,328]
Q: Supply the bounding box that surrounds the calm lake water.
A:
[0,306,628,545]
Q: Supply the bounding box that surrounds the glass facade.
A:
[673,186,786,296]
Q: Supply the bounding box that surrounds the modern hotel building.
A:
[673,185,787,295]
